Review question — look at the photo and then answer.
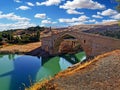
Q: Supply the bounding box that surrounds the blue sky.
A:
[0,0,120,31]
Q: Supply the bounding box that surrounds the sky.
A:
[0,0,120,31]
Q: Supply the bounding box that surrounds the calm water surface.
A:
[0,52,86,90]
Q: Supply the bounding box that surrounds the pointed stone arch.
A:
[41,30,120,58]
[52,32,87,56]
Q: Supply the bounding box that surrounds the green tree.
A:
[21,34,31,43]
[36,30,40,41]
[0,35,2,41]
[13,36,21,44]
[8,32,13,42]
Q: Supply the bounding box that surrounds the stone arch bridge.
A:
[41,30,120,58]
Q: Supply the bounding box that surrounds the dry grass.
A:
[26,77,58,90]
[0,42,41,53]
[26,79,49,90]
[29,50,120,90]
[55,50,119,77]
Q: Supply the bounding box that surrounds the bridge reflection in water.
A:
[41,51,86,65]
[0,52,86,90]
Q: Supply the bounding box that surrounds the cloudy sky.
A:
[0,0,120,31]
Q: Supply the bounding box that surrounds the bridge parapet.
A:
[41,30,120,58]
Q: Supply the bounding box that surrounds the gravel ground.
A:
[44,50,120,90]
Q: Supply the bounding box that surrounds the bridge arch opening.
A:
[58,34,83,54]
[52,34,86,61]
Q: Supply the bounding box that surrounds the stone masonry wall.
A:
[41,31,120,58]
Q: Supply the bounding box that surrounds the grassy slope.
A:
[28,50,120,90]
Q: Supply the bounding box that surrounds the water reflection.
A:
[59,57,72,70]
[0,54,15,60]
[0,54,4,59]
[36,57,61,80]
[60,54,79,64]
[0,52,86,90]
[0,55,41,90]
[8,54,15,60]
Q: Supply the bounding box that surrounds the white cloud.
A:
[14,0,21,3]
[59,15,89,23]
[60,0,105,10]
[0,11,3,14]
[69,19,96,26]
[111,13,120,20]
[58,15,102,25]
[88,19,96,23]
[47,18,51,20]
[39,0,62,6]
[95,19,118,24]
[59,18,73,23]
[41,20,56,24]
[97,12,101,15]
[92,15,103,18]
[16,6,30,10]
[36,2,41,6]
[100,9,118,16]
[66,9,84,14]
[52,22,57,24]
[27,2,34,7]
[0,12,30,21]
[102,19,117,23]
[69,22,84,25]
[34,13,46,19]
[0,21,36,30]
[0,12,36,30]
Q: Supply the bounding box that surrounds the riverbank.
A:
[28,50,120,90]
[0,42,41,54]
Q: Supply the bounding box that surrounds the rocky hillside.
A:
[83,22,120,33]
[68,21,120,32]
[58,21,120,39]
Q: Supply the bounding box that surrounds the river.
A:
[0,52,86,90]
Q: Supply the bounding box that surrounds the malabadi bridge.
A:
[41,30,120,58]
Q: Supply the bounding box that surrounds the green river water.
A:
[0,52,86,90]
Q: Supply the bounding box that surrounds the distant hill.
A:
[67,21,119,32]
[66,21,120,39]
[83,22,120,33]
[51,21,120,39]
[0,21,119,44]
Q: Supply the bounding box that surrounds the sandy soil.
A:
[0,42,41,53]
[29,50,120,90]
